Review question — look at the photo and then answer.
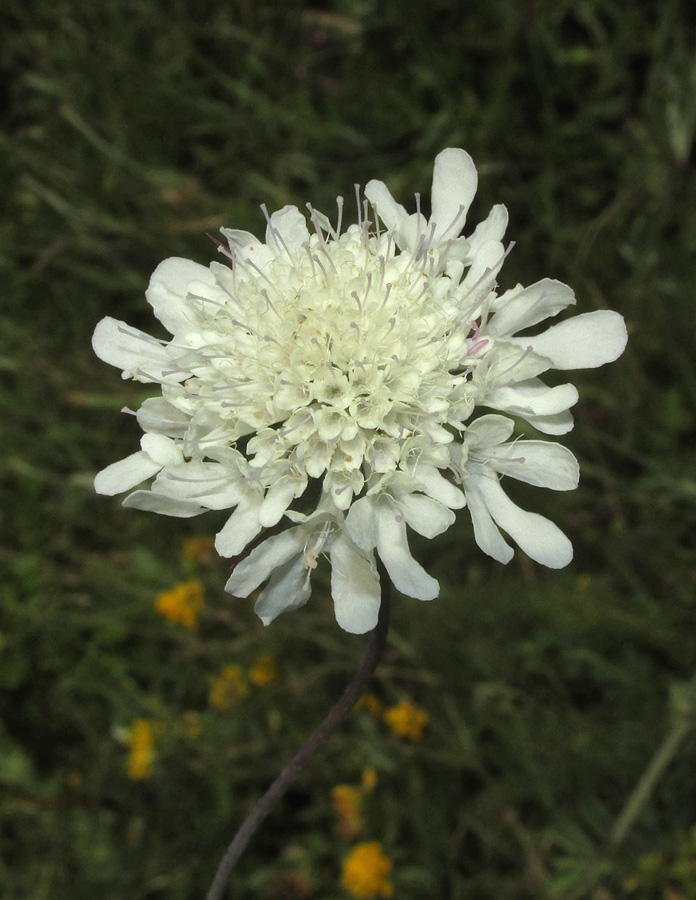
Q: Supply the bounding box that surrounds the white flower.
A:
[93,149,627,633]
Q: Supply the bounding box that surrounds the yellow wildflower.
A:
[361,767,377,792]
[209,665,248,710]
[126,718,156,780]
[182,711,202,739]
[332,784,364,840]
[249,652,277,687]
[182,536,217,564]
[341,842,393,899]
[155,580,204,630]
[354,692,383,717]
[383,700,429,741]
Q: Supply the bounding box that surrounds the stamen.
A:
[354,184,362,228]
[335,196,344,237]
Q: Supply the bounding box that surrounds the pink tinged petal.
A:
[488,279,576,338]
[145,257,215,334]
[364,180,408,233]
[254,556,312,625]
[265,205,310,257]
[485,441,580,490]
[375,506,439,601]
[214,496,264,558]
[464,414,515,451]
[225,530,304,597]
[345,497,378,553]
[399,494,456,539]
[525,310,628,370]
[430,148,478,242]
[485,380,579,417]
[92,317,171,382]
[136,398,190,436]
[464,476,514,564]
[478,475,573,568]
[330,535,381,634]
[94,451,162,496]
[121,490,203,517]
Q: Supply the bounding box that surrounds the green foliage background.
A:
[2,0,696,897]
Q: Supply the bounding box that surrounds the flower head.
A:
[249,652,277,686]
[383,699,430,741]
[94,149,627,633]
[126,718,156,780]
[208,664,248,710]
[155,579,204,630]
[341,842,393,899]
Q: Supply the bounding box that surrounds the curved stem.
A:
[205,564,392,900]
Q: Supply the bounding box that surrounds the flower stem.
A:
[205,564,392,900]
[566,710,694,899]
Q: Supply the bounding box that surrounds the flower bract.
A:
[93,149,627,633]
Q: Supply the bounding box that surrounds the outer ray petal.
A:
[330,535,381,634]
[478,474,573,568]
[523,310,628,370]
[145,257,215,334]
[375,506,439,601]
[430,148,478,242]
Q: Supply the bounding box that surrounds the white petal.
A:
[145,257,215,334]
[464,414,515,450]
[221,228,275,269]
[265,205,310,257]
[94,451,162,496]
[140,433,183,467]
[524,310,628,370]
[330,535,381,634]
[259,478,302,527]
[478,475,573,568]
[488,279,575,338]
[466,204,509,256]
[375,505,439,601]
[486,380,579,417]
[397,212,428,252]
[523,410,575,435]
[136,398,190,436]
[254,556,311,625]
[364,180,408,233]
[214,496,263,557]
[485,441,579,490]
[122,489,203,517]
[152,462,242,509]
[464,476,514,564]
[460,239,507,293]
[225,530,303,597]
[345,497,378,552]
[406,464,466,509]
[430,148,478,242]
[399,493,456,539]
[92,317,170,382]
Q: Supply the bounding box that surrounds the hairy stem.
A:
[205,565,392,900]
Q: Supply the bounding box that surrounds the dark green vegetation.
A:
[3,0,696,897]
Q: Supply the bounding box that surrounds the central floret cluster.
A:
[93,149,627,633]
